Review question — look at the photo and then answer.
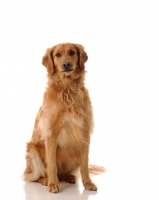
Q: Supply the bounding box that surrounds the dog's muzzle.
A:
[62,60,73,72]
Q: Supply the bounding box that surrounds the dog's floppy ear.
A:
[75,44,88,71]
[42,46,55,74]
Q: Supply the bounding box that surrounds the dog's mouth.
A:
[62,69,73,73]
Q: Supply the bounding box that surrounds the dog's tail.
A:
[89,165,106,175]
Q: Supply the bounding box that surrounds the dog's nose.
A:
[62,60,72,71]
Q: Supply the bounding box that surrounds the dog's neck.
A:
[47,70,86,88]
[45,75,86,113]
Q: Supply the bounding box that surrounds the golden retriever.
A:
[22,43,105,193]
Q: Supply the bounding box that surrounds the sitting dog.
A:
[22,43,105,193]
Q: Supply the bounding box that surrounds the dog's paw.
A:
[84,182,98,191]
[48,184,59,193]
[38,177,48,186]
[21,172,34,181]
[66,175,77,183]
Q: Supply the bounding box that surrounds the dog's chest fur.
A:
[40,83,87,148]
[57,112,85,148]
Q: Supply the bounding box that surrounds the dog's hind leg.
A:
[38,177,48,185]
[58,174,77,183]
[22,143,46,182]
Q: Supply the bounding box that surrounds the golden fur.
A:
[22,43,105,193]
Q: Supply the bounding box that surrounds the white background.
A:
[0,0,159,199]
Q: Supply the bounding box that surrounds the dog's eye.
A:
[69,51,75,56]
[55,53,61,57]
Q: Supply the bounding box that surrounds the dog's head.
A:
[42,43,88,81]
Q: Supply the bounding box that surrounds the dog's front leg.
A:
[81,145,98,191]
[45,134,59,193]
